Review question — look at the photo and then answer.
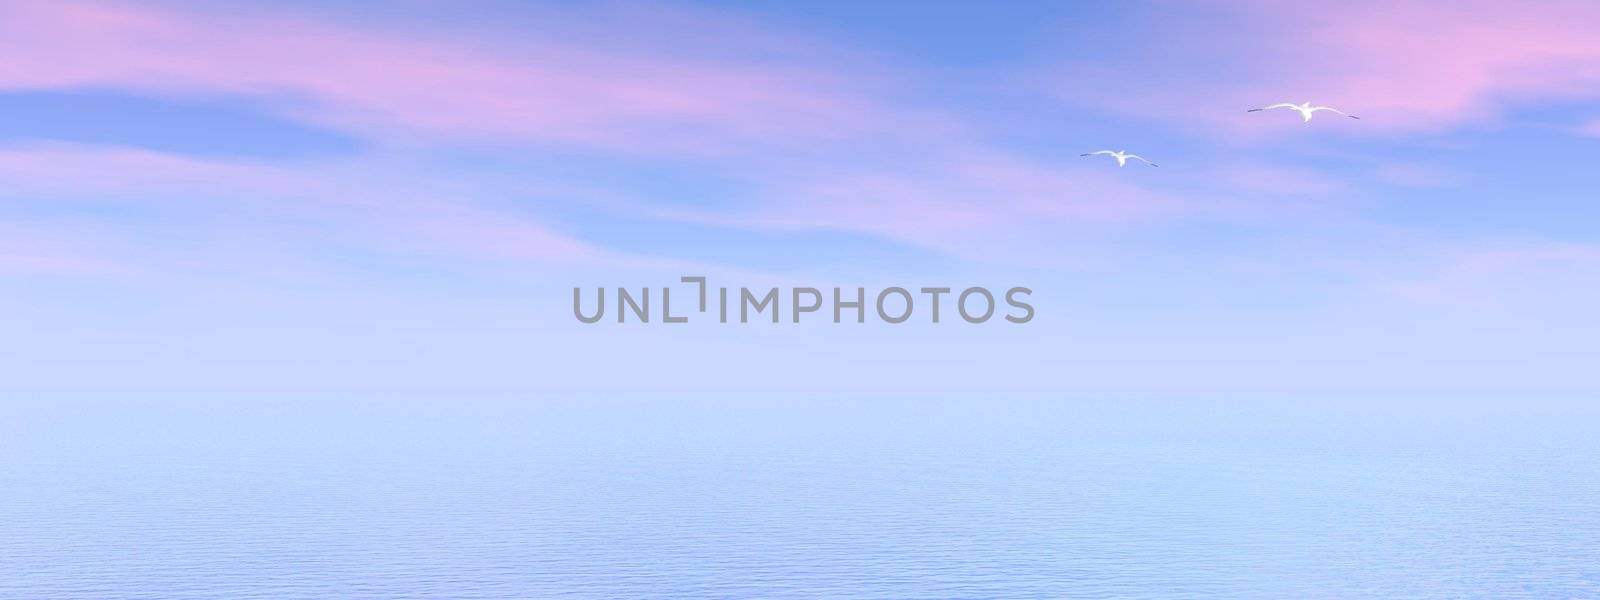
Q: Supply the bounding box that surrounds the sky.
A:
[2,0,1598,406]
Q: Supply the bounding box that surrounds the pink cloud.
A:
[0,2,1325,273]
[0,1,900,152]
[1047,0,1600,136]
[1386,241,1600,313]
[642,154,1194,261]
[1371,163,1464,188]
[0,146,619,276]
[1253,0,1600,131]
[0,225,122,276]
[1213,164,1346,196]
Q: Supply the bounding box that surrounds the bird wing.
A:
[1311,106,1360,119]
[1080,150,1117,156]
[1248,103,1300,112]
[1126,154,1158,166]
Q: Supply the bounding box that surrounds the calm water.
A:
[3,399,1598,598]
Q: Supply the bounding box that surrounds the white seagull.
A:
[1080,150,1157,167]
[1248,102,1360,122]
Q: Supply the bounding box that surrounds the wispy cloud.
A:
[3,0,1586,279]
[1043,0,1600,137]
[1371,163,1464,188]
[1213,164,1347,196]
[0,145,613,276]
[1,0,1214,271]
[0,223,125,276]
[638,153,1195,263]
[1386,240,1600,316]
[1250,0,1600,132]
[0,1,911,153]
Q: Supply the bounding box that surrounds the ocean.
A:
[4,398,1597,598]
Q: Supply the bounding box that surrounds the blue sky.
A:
[2,0,1598,405]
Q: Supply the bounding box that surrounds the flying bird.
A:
[1248,102,1361,122]
[1080,150,1158,167]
